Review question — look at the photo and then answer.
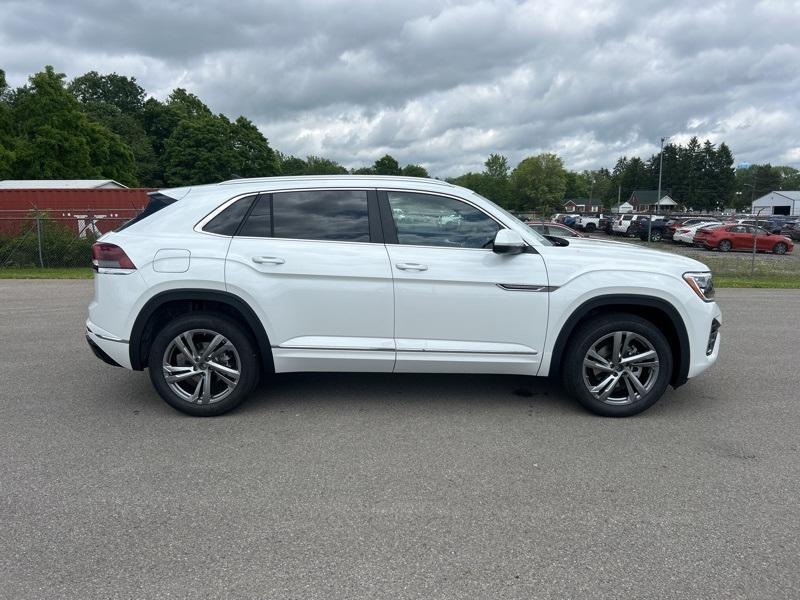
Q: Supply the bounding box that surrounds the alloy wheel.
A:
[582,331,660,405]
[162,329,241,404]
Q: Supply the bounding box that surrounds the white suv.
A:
[87,176,721,417]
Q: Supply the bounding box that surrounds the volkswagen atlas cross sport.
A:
[86,176,721,417]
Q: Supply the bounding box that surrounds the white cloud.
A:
[2,0,799,175]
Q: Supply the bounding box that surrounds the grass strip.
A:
[0,267,93,279]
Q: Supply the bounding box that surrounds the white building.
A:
[751,191,800,216]
[0,179,128,189]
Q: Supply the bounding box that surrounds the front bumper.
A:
[686,304,722,380]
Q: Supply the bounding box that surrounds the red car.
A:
[699,224,794,254]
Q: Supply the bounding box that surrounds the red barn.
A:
[0,188,152,236]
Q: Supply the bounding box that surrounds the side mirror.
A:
[493,229,526,254]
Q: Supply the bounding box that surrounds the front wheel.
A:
[718,239,732,252]
[773,242,788,255]
[585,223,596,232]
[148,313,260,416]
[650,231,663,242]
[562,314,673,417]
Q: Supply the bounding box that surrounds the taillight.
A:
[92,243,136,270]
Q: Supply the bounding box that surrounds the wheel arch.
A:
[129,289,274,373]
[550,294,690,387]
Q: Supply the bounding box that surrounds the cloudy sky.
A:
[2,0,799,176]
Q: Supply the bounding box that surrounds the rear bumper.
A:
[86,319,132,369]
[86,336,122,367]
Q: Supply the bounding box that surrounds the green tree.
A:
[510,153,567,213]
[401,164,429,177]
[373,154,401,175]
[484,153,509,179]
[163,115,235,185]
[303,155,348,175]
[713,142,736,208]
[278,153,306,175]
[9,66,136,184]
[776,166,800,190]
[68,71,145,115]
[351,166,375,175]
[229,116,280,178]
[0,69,14,178]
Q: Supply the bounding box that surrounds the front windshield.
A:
[470,192,553,246]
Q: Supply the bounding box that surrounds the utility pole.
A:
[651,136,667,243]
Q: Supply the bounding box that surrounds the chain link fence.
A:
[0,209,141,268]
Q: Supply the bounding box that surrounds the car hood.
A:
[541,237,710,279]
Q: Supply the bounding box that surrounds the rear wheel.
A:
[562,314,673,417]
[148,313,259,416]
[585,223,596,232]
[718,239,732,252]
[773,242,788,255]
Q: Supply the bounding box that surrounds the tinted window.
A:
[387,192,500,249]
[238,190,370,242]
[204,195,257,236]
[238,195,271,237]
[274,190,369,242]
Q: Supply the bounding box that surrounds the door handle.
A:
[252,256,285,265]
[395,262,428,271]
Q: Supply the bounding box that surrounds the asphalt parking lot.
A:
[1,281,799,599]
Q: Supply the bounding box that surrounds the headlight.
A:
[683,272,715,302]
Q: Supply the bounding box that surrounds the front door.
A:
[381,190,549,375]
[225,189,395,372]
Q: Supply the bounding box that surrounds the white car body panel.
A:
[673,222,719,244]
[87,175,721,397]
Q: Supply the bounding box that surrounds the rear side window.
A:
[239,190,370,242]
[204,195,257,236]
[116,192,178,232]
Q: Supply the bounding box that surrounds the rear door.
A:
[380,189,549,375]
[224,189,395,372]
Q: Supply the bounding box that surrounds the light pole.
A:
[650,136,667,243]
[742,182,756,216]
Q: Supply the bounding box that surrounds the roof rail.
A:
[217,175,454,187]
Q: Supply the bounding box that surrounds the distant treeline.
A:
[1,66,798,212]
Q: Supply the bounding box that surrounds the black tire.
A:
[650,231,662,242]
[773,242,788,255]
[718,239,732,252]
[561,313,673,417]
[148,312,260,416]
[585,223,596,232]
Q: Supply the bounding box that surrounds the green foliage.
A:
[278,154,307,175]
[303,155,348,175]
[642,137,737,210]
[68,71,145,115]
[5,67,137,185]
[484,154,509,179]
[373,154,401,175]
[0,214,95,268]
[401,164,429,177]
[450,154,513,208]
[511,153,567,212]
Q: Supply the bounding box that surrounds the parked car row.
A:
[546,213,796,255]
